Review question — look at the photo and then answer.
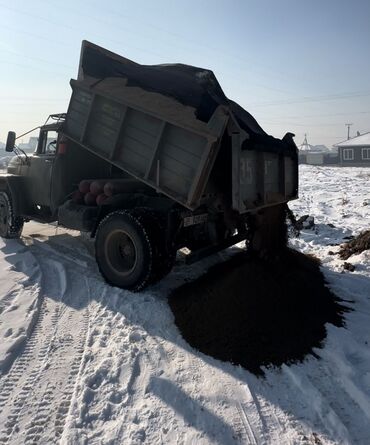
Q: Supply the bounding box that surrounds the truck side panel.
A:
[233,145,298,213]
[64,85,225,210]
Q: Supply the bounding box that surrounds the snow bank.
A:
[0,238,41,373]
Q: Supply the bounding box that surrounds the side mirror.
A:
[5,131,16,152]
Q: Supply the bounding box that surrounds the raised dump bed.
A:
[65,79,228,210]
[64,41,298,214]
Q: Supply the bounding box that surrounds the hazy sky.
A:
[1,0,369,147]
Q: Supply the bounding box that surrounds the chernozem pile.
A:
[339,230,370,260]
[169,248,347,375]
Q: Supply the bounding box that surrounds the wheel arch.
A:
[90,194,176,238]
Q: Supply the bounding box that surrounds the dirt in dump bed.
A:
[169,249,347,375]
[339,230,370,260]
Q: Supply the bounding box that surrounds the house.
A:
[335,132,370,166]
[298,134,338,165]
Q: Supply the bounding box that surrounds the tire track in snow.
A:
[0,241,90,444]
[0,301,49,409]
[165,340,260,445]
[281,365,352,444]
[0,299,61,443]
[147,337,261,445]
[222,378,260,445]
[297,363,369,444]
[183,353,256,445]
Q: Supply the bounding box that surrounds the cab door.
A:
[24,128,58,216]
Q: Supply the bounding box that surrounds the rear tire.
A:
[95,210,154,291]
[0,191,24,239]
[137,207,176,284]
[129,208,176,285]
[95,208,176,291]
[95,208,172,292]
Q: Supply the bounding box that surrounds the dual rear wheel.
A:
[95,209,175,292]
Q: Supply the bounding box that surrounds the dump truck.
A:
[1,41,298,291]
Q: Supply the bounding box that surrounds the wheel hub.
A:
[105,229,138,276]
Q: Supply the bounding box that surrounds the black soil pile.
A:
[339,230,370,260]
[169,249,347,375]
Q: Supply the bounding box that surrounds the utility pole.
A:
[345,123,353,140]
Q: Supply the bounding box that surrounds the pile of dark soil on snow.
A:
[339,230,370,260]
[169,249,347,375]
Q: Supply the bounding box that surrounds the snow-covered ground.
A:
[0,165,369,444]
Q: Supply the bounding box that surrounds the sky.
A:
[1,0,370,147]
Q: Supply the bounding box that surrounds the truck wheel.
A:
[95,210,155,291]
[128,208,176,285]
[0,191,24,239]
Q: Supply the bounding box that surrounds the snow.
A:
[336,132,370,147]
[0,165,370,444]
[0,238,41,373]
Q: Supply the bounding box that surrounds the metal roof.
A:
[335,132,370,147]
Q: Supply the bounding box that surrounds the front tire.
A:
[0,191,24,239]
[95,210,154,291]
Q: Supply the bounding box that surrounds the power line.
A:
[0,2,298,95]
[261,110,370,119]
[1,47,74,70]
[3,1,368,106]
[1,23,75,49]
[262,121,343,127]
[0,3,168,60]
[301,136,346,140]
[0,60,68,78]
[0,97,66,101]
[249,91,370,107]
[40,0,298,90]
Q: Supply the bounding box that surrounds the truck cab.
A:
[5,115,65,221]
[7,123,60,217]
[1,113,112,226]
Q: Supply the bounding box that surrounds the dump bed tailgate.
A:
[64,81,229,210]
